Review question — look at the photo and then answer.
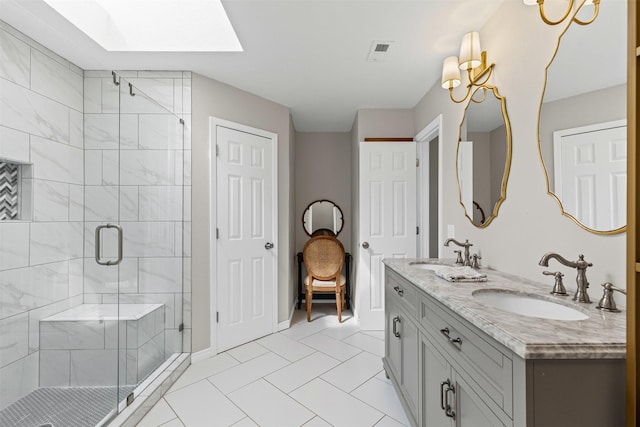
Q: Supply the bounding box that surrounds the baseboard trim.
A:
[190,347,215,363]
[278,302,297,331]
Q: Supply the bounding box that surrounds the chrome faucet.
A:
[538,253,593,303]
[444,238,473,266]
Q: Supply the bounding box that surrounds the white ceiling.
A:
[0,0,507,132]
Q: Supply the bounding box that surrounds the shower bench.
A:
[39,303,165,388]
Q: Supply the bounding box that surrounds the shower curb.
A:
[107,353,191,427]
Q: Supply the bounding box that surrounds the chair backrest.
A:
[303,235,345,281]
[311,228,336,237]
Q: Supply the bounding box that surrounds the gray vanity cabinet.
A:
[384,277,420,426]
[421,334,455,426]
[420,326,507,427]
[384,266,626,427]
[385,269,511,427]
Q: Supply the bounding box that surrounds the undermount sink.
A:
[408,262,447,271]
[472,289,590,321]
[410,264,441,271]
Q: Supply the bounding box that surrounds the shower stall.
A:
[0,25,191,425]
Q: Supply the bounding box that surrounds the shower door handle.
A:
[95,224,123,266]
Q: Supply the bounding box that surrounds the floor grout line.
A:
[139,305,408,427]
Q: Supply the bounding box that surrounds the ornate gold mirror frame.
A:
[536,1,627,235]
[627,1,638,425]
[456,86,512,228]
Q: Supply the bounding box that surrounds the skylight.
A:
[42,0,242,52]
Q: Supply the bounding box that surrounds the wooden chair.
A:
[303,235,346,322]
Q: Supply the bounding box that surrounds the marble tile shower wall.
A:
[0,18,192,411]
[0,22,85,409]
[82,70,192,368]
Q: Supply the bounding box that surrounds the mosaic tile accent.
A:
[0,161,18,220]
[0,386,134,427]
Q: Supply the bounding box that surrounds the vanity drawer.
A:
[420,293,513,417]
[386,269,419,317]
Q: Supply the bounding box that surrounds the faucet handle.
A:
[453,250,463,265]
[577,254,593,268]
[471,254,481,269]
[543,271,568,296]
[596,282,626,313]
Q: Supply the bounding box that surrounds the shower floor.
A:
[0,386,134,427]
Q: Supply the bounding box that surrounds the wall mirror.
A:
[457,86,512,227]
[302,199,344,236]
[538,1,626,234]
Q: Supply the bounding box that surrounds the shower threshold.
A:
[0,385,135,427]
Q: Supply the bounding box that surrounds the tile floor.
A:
[136,305,409,427]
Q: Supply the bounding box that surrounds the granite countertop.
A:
[383,258,626,360]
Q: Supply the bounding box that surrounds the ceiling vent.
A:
[368,40,395,61]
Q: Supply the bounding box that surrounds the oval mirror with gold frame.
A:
[537,1,626,234]
[456,86,512,227]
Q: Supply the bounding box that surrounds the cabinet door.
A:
[453,370,507,427]
[421,334,453,427]
[401,314,419,417]
[385,301,402,381]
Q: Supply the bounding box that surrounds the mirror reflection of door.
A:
[457,87,511,227]
[553,120,627,231]
[538,1,626,233]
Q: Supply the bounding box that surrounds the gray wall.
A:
[294,132,351,254]
[191,73,295,353]
[413,1,625,294]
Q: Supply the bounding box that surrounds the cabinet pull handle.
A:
[444,381,456,419]
[392,316,401,338]
[393,286,404,297]
[440,380,449,410]
[440,327,463,349]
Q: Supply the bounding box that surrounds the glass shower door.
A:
[115,77,185,408]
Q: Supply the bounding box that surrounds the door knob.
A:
[265,242,274,250]
[362,242,369,249]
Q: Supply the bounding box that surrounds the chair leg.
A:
[336,289,342,323]
[306,282,313,322]
[341,287,346,310]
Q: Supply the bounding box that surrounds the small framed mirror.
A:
[537,1,626,234]
[457,86,512,227]
[302,199,344,237]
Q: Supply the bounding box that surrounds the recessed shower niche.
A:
[0,159,33,221]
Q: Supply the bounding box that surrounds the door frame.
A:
[415,115,444,258]
[209,117,279,354]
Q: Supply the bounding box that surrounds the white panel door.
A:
[554,121,626,230]
[216,126,275,352]
[458,141,474,219]
[358,142,416,329]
